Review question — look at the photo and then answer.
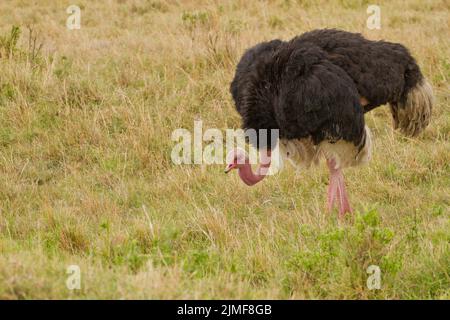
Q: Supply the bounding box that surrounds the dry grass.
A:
[0,0,448,299]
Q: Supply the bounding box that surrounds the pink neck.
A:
[238,150,271,186]
[238,164,265,186]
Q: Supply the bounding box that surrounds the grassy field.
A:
[0,0,448,299]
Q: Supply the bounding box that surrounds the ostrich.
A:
[225,29,433,216]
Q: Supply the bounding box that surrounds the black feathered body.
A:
[291,29,424,112]
[230,29,432,169]
[230,31,367,151]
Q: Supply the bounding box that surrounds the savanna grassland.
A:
[0,0,448,299]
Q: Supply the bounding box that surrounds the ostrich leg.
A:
[327,159,352,216]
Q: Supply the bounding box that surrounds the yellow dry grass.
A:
[0,0,448,299]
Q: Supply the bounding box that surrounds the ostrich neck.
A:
[238,150,271,186]
[238,164,266,186]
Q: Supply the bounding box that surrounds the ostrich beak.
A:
[224,163,237,173]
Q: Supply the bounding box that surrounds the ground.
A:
[0,0,448,299]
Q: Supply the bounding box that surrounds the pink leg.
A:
[326,159,352,216]
[327,174,337,211]
[335,173,352,216]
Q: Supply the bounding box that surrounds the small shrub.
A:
[0,25,21,59]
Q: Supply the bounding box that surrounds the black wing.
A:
[275,45,365,146]
[230,39,284,114]
[292,29,422,111]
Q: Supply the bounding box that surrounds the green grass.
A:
[0,0,448,299]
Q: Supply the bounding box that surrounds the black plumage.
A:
[230,29,433,150]
[291,29,423,112]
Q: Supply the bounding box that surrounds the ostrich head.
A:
[224,148,248,173]
[224,148,271,186]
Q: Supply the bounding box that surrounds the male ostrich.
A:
[225,29,433,216]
